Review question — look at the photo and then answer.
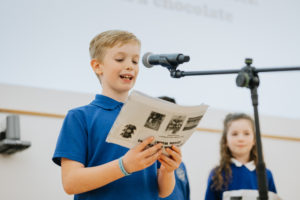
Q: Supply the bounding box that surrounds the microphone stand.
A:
[165,58,300,200]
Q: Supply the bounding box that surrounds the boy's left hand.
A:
[158,145,182,173]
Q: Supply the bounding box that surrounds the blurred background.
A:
[0,0,299,199]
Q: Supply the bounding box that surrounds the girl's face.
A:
[226,119,255,162]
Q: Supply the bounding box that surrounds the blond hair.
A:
[89,30,141,62]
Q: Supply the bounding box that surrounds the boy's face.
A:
[94,41,140,98]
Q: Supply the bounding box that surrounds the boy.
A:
[52,30,182,200]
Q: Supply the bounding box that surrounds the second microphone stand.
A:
[164,58,300,200]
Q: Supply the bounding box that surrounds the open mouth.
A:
[120,75,133,80]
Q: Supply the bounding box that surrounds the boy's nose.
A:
[125,65,133,70]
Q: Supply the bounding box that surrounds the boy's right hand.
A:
[122,137,162,174]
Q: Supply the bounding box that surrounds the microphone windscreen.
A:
[142,52,153,68]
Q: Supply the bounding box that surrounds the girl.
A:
[205,113,277,200]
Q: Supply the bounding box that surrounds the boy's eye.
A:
[115,58,124,62]
[132,60,138,64]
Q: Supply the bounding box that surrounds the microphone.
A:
[142,52,190,68]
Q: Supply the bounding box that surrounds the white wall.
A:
[0,84,93,200]
[0,115,68,200]
[0,0,300,119]
[0,84,299,199]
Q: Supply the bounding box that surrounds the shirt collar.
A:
[231,158,256,171]
[90,94,123,110]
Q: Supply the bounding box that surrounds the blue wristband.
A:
[118,157,131,176]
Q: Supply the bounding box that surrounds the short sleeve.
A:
[52,110,88,166]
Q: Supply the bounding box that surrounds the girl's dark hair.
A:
[211,113,258,191]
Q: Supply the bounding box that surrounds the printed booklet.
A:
[106,90,209,149]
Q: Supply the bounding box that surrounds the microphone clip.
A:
[159,55,189,71]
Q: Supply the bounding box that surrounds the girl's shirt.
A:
[205,159,277,200]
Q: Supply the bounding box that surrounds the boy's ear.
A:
[90,59,103,75]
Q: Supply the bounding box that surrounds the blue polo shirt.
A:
[52,94,158,200]
[205,162,277,200]
[159,162,190,200]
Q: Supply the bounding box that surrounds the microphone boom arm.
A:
[170,66,300,78]
[169,58,300,200]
